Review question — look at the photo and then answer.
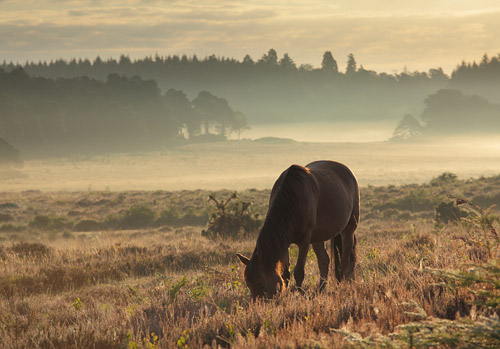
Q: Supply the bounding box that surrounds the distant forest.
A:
[4,50,454,124]
[0,68,246,156]
[5,50,500,123]
[1,49,500,156]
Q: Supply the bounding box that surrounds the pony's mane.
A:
[255,165,310,266]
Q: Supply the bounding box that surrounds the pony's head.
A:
[236,253,285,299]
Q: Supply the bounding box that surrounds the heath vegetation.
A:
[0,173,499,347]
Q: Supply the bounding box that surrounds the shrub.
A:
[203,192,261,239]
[435,201,467,224]
[119,205,156,229]
[74,219,102,232]
[430,172,458,186]
[0,223,26,232]
[156,207,181,226]
[29,215,51,229]
[0,202,18,209]
[0,213,13,223]
[29,215,73,231]
[0,244,7,260]
[181,207,208,226]
[11,242,52,258]
[380,189,438,212]
[472,192,500,209]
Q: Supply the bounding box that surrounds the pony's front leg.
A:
[312,242,329,292]
[282,249,291,287]
[293,243,310,290]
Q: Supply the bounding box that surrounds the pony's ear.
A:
[236,253,250,266]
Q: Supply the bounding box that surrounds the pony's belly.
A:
[310,226,342,244]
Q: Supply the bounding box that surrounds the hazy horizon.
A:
[2,1,500,74]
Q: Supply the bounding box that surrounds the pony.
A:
[237,160,359,299]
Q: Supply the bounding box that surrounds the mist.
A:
[2,50,500,192]
[230,121,395,143]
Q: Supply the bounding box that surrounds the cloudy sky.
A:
[1,0,500,73]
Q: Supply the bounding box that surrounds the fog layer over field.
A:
[2,134,500,192]
[231,121,395,143]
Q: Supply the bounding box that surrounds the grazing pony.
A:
[237,160,359,299]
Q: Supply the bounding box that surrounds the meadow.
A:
[3,138,500,192]
[0,172,499,347]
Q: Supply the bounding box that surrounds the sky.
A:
[1,0,500,73]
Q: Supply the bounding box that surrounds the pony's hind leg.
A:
[339,215,358,280]
[312,242,330,292]
[331,234,342,282]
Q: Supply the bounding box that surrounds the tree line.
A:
[391,88,500,141]
[3,49,453,85]
[0,68,247,156]
[4,50,500,127]
[2,49,454,124]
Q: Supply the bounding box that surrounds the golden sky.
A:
[1,0,500,73]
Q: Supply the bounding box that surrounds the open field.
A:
[3,139,500,192]
[1,174,499,347]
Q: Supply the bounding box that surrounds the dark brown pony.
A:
[237,160,359,299]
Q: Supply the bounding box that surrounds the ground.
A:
[0,174,499,347]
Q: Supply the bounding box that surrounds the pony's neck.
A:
[255,220,289,269]
[255,165,308,272]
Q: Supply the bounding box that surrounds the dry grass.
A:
[0,175,499,348]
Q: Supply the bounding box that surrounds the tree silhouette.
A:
[390,114,422,141]
[346,53,357,75]
[191,91,239,137]
[231,112,250,140]
[242,55,255,66]
[258,49,279,67]
[321,51,338,73]
[421,89,500,133]
[165,89,199,138]
[279,53,297,71]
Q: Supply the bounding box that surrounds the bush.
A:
[472,192,500,209]
[119,205,156,229]
[0,223,26,232]
[156,207,181,226]
[181,207,208,226]
[430,172,458,186]
[29,215,50,229]
[11,242,52,258]
[0,244,7,260]
[74,219,101,232]
[29,215,73,231]
[380,189,438,212]
[0,213,14,223]
[435,201,467,224]
[203,192,261,239]
[0,202,18,209]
